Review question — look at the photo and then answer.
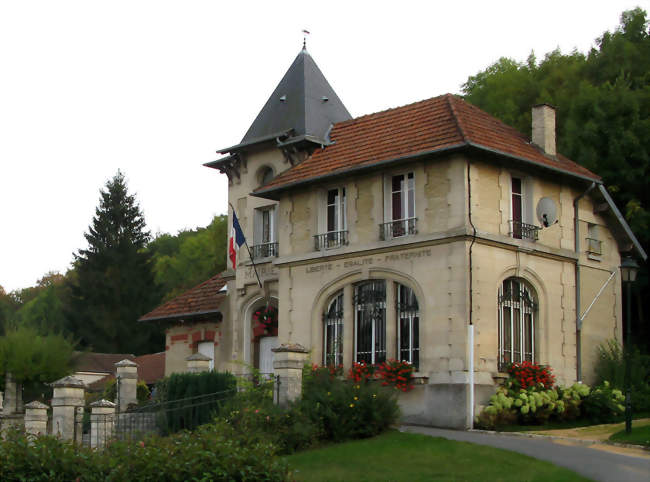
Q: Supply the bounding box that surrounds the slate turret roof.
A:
[219,48,352,153]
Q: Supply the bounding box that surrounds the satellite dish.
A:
[536,197,557,227]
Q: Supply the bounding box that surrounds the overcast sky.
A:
[0,0,646,293]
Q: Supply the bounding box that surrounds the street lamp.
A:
[620,256,639,434]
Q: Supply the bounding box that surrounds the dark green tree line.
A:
[462,8,650,347]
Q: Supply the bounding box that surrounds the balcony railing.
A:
[586,237,602,255]
[379,218,417,241]
[510,220,540,241]
[314,230,349,250]
[251,242,278,260]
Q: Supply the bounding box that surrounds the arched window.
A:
[397,283,419,369]
[498,278,537,369]
[258,166,274,186]
[323,291,344,366]
[354,280,386,364]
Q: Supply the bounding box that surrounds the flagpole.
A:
[229,203,263,290]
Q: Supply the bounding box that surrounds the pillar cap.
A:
[90,399,116,408]
[25,401,49,410]
[186,352,211,361]
[272,343,309,354]
[51,375,86,388]
[115,359,138,368]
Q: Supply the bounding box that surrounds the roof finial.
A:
[302,29,310,50]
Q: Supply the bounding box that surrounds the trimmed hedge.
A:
[155,370,237,433]
[0,424,288,481]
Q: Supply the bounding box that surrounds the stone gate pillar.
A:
[115,359,138,412]
[90,399,116,449]
[186,353,211,373]
[24,401,49,438]
[51,376,85,442]
[2,372,23,415]
[272,343,309,407]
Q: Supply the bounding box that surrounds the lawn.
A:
[610,424,650,447]
[286,431,590,481]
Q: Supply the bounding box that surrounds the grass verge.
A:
[286,431,590,481]
[610,424,650,447]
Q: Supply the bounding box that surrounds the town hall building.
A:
[140,47,646,428]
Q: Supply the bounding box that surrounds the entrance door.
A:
[258,336,279,376]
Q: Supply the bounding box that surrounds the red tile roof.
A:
[139,273,227,322]
[255,94,598,195]
[135,352,165,385]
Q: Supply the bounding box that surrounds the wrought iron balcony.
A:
[510,220,540,241]
[586,237,602,255]
[251,242,278,260]
[379,218,417,240]
[314,230,349,250]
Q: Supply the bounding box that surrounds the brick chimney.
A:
[532,104,556,156]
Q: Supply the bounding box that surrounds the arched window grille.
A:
[397,283,419,370]
[354,280,386,364]
[323,291,344,366]
[498,278,537,370]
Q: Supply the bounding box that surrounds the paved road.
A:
[401,425,650,482]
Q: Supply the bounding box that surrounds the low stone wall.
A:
[398,382,495,429]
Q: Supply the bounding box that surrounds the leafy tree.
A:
[0,326,74,393]
[462,8,650,348]
[10,272,71,334]
[149,215,227,301]
[67,171,163,354]
[0,286,19,336]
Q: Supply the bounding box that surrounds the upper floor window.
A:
[586,223,602,258]
[510,176,539,241]
[498,278,537,370]
[397,283,419,370]
[323,291,344,366]
[381,172,417,240]
[315,187,348,250]
[252,206,278,259]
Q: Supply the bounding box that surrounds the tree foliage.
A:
[148,215,227,301]
[463,8,650,345]
[66,171,163,355]
[0,326,74,385]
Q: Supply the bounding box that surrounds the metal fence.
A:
[75,374,279,448]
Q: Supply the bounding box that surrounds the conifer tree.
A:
[67,171,163,354]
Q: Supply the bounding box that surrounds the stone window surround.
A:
[318,277,421,372]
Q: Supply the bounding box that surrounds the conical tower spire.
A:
[240,49,351,146]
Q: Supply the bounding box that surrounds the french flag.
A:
[229,210,246,270]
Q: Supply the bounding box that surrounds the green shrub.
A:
[581,381,625,423]
[594,340,650,412]
[158,370,237,433]
[220,391,321,454]
[299,365,400,442]
[0,425,288,481]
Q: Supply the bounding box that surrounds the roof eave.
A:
[217,130,293,154]
[138,309,223,324]
[252,141,600,199]
[596,183,647,261]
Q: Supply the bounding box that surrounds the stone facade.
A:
[148,51,643,429]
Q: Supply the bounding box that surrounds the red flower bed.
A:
[375,359,415,392]
[507,361,555,390]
